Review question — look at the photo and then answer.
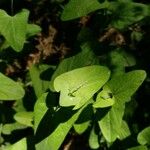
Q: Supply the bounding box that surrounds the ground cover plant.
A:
[0,0,150,149]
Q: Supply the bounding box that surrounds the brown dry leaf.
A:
[99,28,125,46]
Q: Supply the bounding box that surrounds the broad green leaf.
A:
[26,24,41,37]
[0,9,29,51]
[89,126,100,149]
[137,126,150,145]
[0,73,25,100]
[109,2,149,29]
[14,111,33,127]
[93,90,115,108]
[98,101,125,142]
[98,70,146,142]
[61,0,108,21]
[103,70,146,104]
[117,120,131,140]
[54,65,110,109]
[50,42,99,91]
[128,145,148,150]
[34,93,88,150]
[2,122,27,135]
[4,138,27,150]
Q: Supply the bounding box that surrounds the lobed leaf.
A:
[0,9,29,51]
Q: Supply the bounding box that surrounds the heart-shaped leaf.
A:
[0,9,29,51]
[54,65,110,109]
[103,70,146,104]
[61,0,108,21]
[50,42,99,91]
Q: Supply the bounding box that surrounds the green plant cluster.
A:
[0,0,150,149]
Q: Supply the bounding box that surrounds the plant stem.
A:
[11,0,14,15]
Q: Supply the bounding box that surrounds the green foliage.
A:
[0,9,41,52]
[137,126,150,145]
[0,73,24,100]
[4,138,27,150]
[14,111,33,127]
[61,0,105,21]
[54,65,110,109]
[0,0,149,149]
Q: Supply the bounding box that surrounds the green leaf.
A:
[74,103,93,134]
[26,24,41,37]
[29,64,52,98]
[0,9,29,51]
[14,111,33,127]
[2,122,27,135]
[98,101,125,142]
[0,73,25,100]
[34,93,88,150]
[137,126,150,145]
[34,93,48,132]
[50,42,99,91]
[103,70,146,104]
[4,138,27,150]
[109,2,149,29]
[98,70,146,142]
[128,145,148,150]
[74,121,90,134]
[117,120,131,140]
[54,65,110,109]
[61,0,108,21]
[93,90,115,108]
[109,49,136,77]
[89,126,100,149]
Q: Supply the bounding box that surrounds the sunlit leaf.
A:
[93,90,115,108]
[14,111,33,127]
[128,145,148,150]
[89,126,100,149]
[0,73,25,100]
[103,70,146,104]
[50,42,99,91]
[0,9,29,51]
[137,126,150,145]
[54,65,110,109]
[4,138,27,150]
[34,93,88,150]
[98,101,125,142]
[117,120,131,140]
